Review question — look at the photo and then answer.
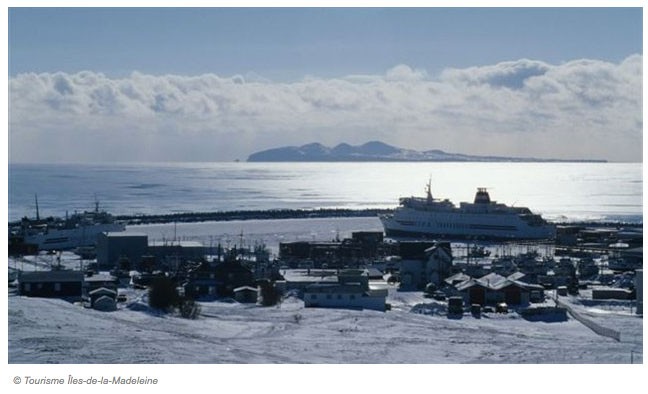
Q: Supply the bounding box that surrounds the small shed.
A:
[89,287,118,311]
[233,286,258,303]
[94,296,117,311]
[88,287,118,309]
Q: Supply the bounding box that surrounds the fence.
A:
[555,297,621,342]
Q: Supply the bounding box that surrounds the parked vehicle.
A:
[471,304,481,317]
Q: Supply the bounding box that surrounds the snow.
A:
[8,281,642,364]
[5,229,646,394]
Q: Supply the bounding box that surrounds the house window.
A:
[54,283,61,292]
[310,294,317,300]
[24,283,31,292]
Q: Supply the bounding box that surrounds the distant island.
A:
[247,141,607,163]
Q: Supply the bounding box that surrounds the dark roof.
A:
[84,273,118,283]
[19,270,84,283]
[305,283,366,294]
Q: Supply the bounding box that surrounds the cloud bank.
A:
[9,55,642,162]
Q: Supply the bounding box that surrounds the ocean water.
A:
[8,162,642,224]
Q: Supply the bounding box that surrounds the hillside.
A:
[8,252,641,365]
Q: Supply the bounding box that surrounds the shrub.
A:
[258,279,281,306]
[148,276,179,311]
[179,298,201,319]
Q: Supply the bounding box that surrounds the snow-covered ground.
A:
[6,233,645,393]
[8,278,642,364]
[7,250,643,363]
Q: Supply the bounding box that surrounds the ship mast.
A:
[94,194,100,213]
[34,194,40,221]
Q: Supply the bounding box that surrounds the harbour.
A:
[7,161,643,365]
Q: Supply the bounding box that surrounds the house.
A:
[303,269,388,311]
[455,272,544,306]
[18,270,84,298]
[304,283,387,311]
[399,242,453,290]
[183,274,218,299]
[182,261,218,298]
[233,286,259,303]
[281,269,339,292]
[213,260,255,297]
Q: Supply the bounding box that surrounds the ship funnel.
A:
[474,188,491,204]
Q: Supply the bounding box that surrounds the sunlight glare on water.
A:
[8,162,642,223]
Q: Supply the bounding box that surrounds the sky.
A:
[7,6,644,162]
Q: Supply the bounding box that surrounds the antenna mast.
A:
[35,194,40,220]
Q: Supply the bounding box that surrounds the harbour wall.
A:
[115,208,394,225]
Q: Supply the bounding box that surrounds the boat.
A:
[380,181,556,240]
[9,198,125,251]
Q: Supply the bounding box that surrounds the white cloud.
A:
[9,55,642,162]
[440,59,551,89]
[385,64,428,82]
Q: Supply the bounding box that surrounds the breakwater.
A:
[115,208,394,225]
[114,208,642,228]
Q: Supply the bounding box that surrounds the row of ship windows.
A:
[399,221,516,231]
[400,221,471,229]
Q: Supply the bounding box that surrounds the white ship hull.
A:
[24,223,125,250]
[381,182,555,241]
[380,209,555,240]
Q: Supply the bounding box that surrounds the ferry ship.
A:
[9,199,125,251]
[380,181,556,240]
